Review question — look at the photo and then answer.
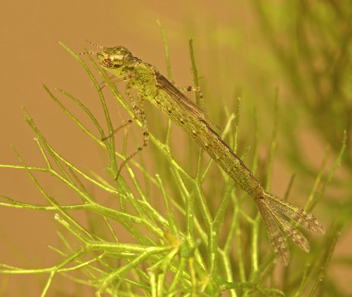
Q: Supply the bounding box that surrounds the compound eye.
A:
[102,58,114,68]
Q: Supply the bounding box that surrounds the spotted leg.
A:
[114,83,149,180]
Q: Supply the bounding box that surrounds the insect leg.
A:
[102,120,134,141]
[101,82,138,141]
[178,85,207,115]
[115,84,149,180]
[100,73,136,90]
[177,85,203,98]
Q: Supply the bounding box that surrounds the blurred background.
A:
[0,0,351,296]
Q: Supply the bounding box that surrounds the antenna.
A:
[76,50,100,56]
[76,39,105,56]
[84,39,105,49]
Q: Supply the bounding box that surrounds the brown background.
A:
[0,0,350,296]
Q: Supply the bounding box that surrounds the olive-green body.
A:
[88,44,325,265]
